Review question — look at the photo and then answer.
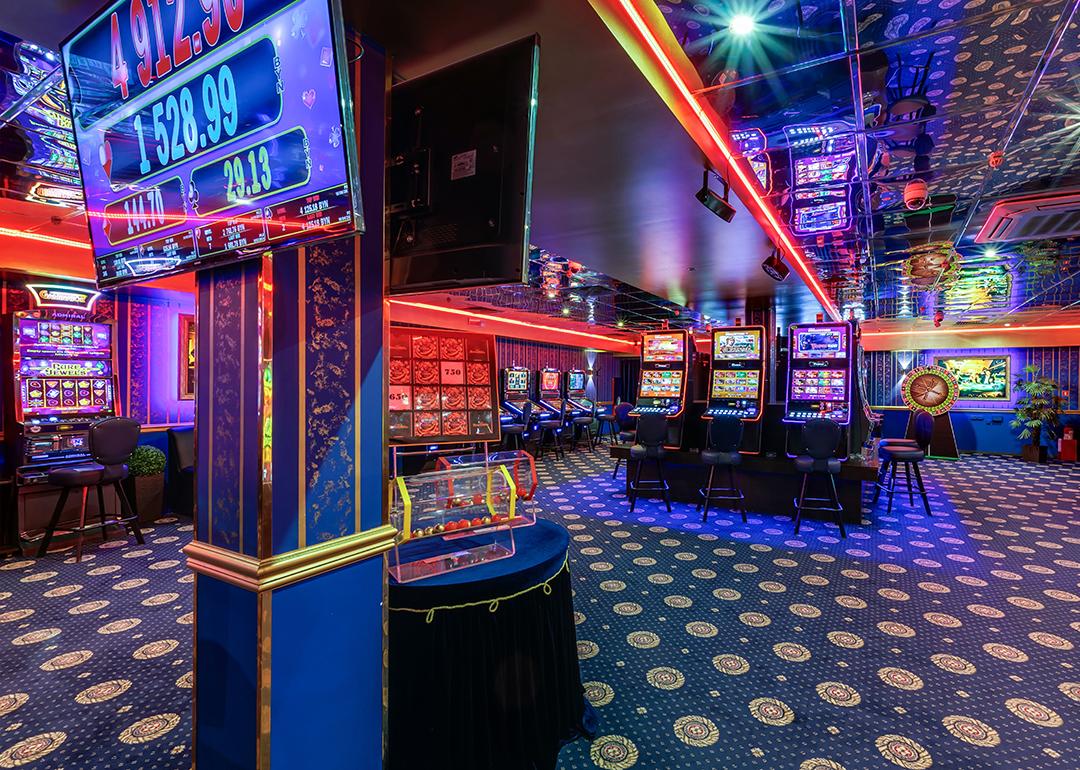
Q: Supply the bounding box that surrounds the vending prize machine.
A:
[630,329,690,448]
[6,284,120,544]
[783,321,853,456]
[704,325,766,453]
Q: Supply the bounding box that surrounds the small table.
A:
[387,519,594,770]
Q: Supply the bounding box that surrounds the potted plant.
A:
[1010,364,1061,463]
[126,445,167,522]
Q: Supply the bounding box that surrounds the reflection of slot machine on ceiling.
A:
[784,321,852,425]
[731,128,771,193]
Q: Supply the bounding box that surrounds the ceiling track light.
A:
[695,166,736,222]
[762,246,789,281]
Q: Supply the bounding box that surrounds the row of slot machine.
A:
[1,284,122,545]
[499,367,595,426]
[628,320,865,456]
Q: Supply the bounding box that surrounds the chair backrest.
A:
[614,402,635,429]
[520,401,533,423]
[914,410,934,451]
[801,418,840,460]
[636,413,667,447]
[168,426,195,471]
[90,417,142,466]
[708,415,744,452]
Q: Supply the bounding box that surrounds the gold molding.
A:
[183,524,397,592]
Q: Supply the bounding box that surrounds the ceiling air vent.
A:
[975,188,1080,243]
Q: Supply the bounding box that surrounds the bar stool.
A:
[501,402,532,451]
[571,403,597,451]
[594,404,619,447]
[629,413,671,512]
[611,402,637,480]
[793,418,846,538]
[876,410,934,516]
[535,403,567,460]
[38,417,145,562]
[699,415,745,523]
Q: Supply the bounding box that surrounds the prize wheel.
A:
[900,365,958,416]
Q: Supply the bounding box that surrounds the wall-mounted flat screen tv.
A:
[934,356,1010,400]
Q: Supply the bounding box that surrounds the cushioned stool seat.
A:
[701,450,740,466]
[630,443,664,461]
[880,446,924,462]
[793,418,846,537]
[628,414,670,512]
[48,464,105,487]
[698,416,746,523]
[794,456,842,474]
[873,410,934,517]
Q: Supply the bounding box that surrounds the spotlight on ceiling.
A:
[696,167,735,222]
[761,248,789,281]
[729,14,756,36]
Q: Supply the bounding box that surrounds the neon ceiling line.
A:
[604,0,842,322]
[0,226,91,249]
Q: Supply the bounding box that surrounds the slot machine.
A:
[784,321,853,455]
[783,121,856,236]
[537,367,579,417]
[564,369,593,413]
[500,366,551,426]
[5,284,121,542]
[704,325,766,453]
[630,329,690,448]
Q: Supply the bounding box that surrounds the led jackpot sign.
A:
[61,0,362,287]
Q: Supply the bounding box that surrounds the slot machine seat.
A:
[610,403,637,480]
[699,416,745,523]
[873,410,933,517]
[37,417,145,562]
[595,406,619,446]
[628,414,671,513]
[501,402,532,451]
[571,404,597,451]
[793,418,846,538]
[535,404,567,461]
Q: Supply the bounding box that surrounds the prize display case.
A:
[389,464,519,583]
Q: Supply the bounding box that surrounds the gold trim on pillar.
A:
[183,524,397,592]
[256,591,272,770]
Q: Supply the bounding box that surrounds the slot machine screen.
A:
[568,371,585,391]
[791,369,847,401]
[792,327,847,360]
[711,369,761,400]
[712,330,762,361]
[540,370,560,391]
[643,333,685,362]
[506,369,529,393]
[794,154,853,186]
[640,370,683,398]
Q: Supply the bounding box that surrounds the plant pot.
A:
[1021,445,1048,464]
[129,473,165,522]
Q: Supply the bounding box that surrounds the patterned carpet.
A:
[0,518,193,768]
[1,454,1078,769]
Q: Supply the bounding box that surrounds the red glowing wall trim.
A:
[590,0,842,322]
[0,226,91,250]
[863,324,1080,337]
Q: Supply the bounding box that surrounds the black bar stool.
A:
[38,417,145,562]
[594,404,619,447]
[629,413,671,512]
[699,415,745,523]
[793,418,846,538]
[611,403,636,480]
[571,403,597,451]
[501,401,532,451]
[875,410,934,516]
[535,403,567,460]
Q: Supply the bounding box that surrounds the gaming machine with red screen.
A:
[630,329,690,448]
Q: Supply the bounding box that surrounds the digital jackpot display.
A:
[61,0,361,287]
[642,332,685,362]
[15,318,116,419]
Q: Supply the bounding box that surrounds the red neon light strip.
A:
[863,324,1080,337]
[388,299,638,348]
[0,226,91,250]
[613,0,841,321]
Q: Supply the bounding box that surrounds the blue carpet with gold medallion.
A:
[1,454,1079,769]
[0,518,193,768]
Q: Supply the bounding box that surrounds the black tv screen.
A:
[387,35,539,294]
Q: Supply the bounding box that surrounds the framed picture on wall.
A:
[934,356,1010,400]
[179,314,196,400]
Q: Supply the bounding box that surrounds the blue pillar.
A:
[183,38,390,770]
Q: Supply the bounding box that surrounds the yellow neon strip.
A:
[395,477,412,540]
[498,464,518,520]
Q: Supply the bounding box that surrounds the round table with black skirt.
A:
[387,519,595,770]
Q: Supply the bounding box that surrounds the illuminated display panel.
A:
[935,356,1010,401]
[567,371,585,392]
[540,370,559,391]
[791,369,848,400]
[710,369,760,400]
[506,369,529,393]
[792,326,848,360]
[712,329,761,361]
[640,370,683,398]
[61,0,361,288]
[642,332,685,362]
